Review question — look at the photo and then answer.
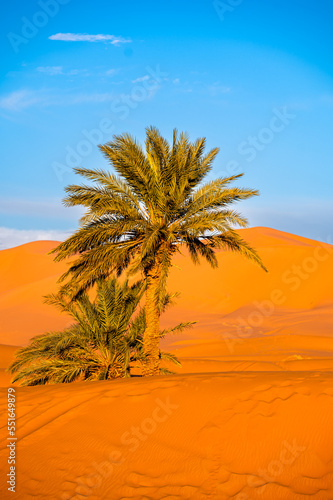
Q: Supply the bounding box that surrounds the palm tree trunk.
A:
[142,267,161,376]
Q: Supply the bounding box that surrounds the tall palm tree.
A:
[8,278,186,386]
[50,126,267,376]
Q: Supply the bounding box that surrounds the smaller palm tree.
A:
[8,278,189,386]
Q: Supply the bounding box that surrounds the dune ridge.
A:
[0,227,332,499]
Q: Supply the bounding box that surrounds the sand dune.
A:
[1,372,333,499]
[0,241,70,346]
[0,344,19,387]
[0,227,332,351]
[0,227,332,374]
[0,227,332,499]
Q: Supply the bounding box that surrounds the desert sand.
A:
[0,227,332,499]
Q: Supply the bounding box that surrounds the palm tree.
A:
[50,126,267,376]
[8,278,185,386]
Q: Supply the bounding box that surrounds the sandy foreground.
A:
[1,372,333,500]
[0,227,332,499]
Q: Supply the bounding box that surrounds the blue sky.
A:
[1,0,333,248]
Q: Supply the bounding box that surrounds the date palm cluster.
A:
[9,126,266,384]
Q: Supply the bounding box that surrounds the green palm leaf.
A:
[8,277,185,385]
[49,126,267,376]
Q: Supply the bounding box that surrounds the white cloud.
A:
[0,88,112,111]
[37,66,63,75]
[208,83,231,96]
[0,199,82,250]
[132,75,150,83]
[105,69,118,76]
[36,67,89,77]
[0,90,41,111]
[0,227,71,251]
[49,33,131,45]
[72,92,115,103]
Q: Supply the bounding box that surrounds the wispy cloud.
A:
[0,88,114,111]
[105,68,118,76]
[37,66,63,75]
[0,227,70,251]
[132,75,150,83]
[72,93,115,104]
[208,83,231,96]
[0,90,42,111]
[49,33,131,45]
[36,66,89,77]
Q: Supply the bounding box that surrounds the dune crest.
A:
[0,227,332,352]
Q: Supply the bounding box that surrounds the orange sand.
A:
[0,227,332,499]
[0,345,19,387]
[1,373,333,499]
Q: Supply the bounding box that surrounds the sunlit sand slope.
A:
[0,372,332,499]
[0,240,70,346]
[0,228,332,499]
[0,228,332,353]
[0,345,18,386]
